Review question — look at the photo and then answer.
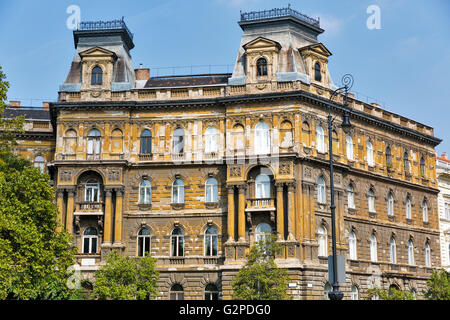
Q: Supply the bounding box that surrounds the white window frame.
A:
[367,141,374,166]
[137,228,151,257]
[422,201,428,222]
[33,155,45,172]
[205,177,218,203]
[173,128,185,154]
[368,189,375,213]
[254,121,270,155]
[139,180,152,204]
[387,193,394,216]
[351,285,359,300]
[425,242,431,267]
[316,126,325,153]
[204,126,219,154]
[87,129,101,155]
[370,234,377,262]
[390,237,397,264]
[347,185,355,209]
[171,228,184,257]
[85,179,100,202]
[172,179,185,204]
[255,174,271,199]
[348,231,357,260]
[255,223,272,243]
[318,226,328,257]
[204,227,218,256]
[406,197,412,220]
[317,176,326,204]
[82,227,98,254]
[346,135,353,160]
[408,240,415,266]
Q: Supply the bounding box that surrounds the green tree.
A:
[232,235,291,300]
[423,269,450,300]
[365,287,415,300]
[92,251,159,300]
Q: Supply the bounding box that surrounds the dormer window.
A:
[256,58,267,76]
[91,66,103,85]
[314,62,322,82]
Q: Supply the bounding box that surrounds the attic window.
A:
[91,66,103,85]
[256,58,267,76]
[314,62,322,82]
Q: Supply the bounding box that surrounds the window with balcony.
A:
[370,234,377,262]
[348,231,357,260]
[204,126,219,154]
[170,284,184,300]
[316,126,325,153]
[367,141,374,166]
[172,179,185,204]
[256,58,267,76]
[87,129,101,158]
[82,227,98,254]
[204,227,218,257]
[204,284,219,300]
[91,66,103,85]
[137,228,151,257]
[318,225,328,257]
[171,228,184,257]
[140,129,152,154]
[255,174,271,199]
[317,176,326,203]
[346,135,353,160]
[139,180,152,204]
[85,179,100,202]
[390,236,397,264]
[205,177,218,203]
[255,121,270,155]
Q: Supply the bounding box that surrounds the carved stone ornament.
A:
[108,170,120,182]
[229,166,241,177]
[279,163,291,175]
[60,170,72,182]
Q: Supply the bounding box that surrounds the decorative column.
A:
[103,189,112,245]
[237,184,246,242]
[275,182,284,240]
[66,190,75,235]
[113,189,123,245]
[227,185,235,242]
[56,190,64,231]
[287,182,296,240]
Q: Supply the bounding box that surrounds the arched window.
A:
[386,146,392,168]
[140,129,152,154]
[171,228,184,257]
[425,242,431,267]
[232,124,245,152]
[351,285,359,300]
[408,239,415,266]
[367,141,374,166]
[172,179,185,204]
[255,174,271,199]
[387,192,394,216]
[255,223,272,243]
[301,121,311,146]
[170,284,184,300]
[256,58,267,76]
[64,129,77,154]
[420,157,426,176]
[348,231,357,260]
[279,121,293,149]
[85,179,100,202]
[173,128,185,154]
[205,126,219,154]
[324,282,332,300]
[446,203,450,220]
[314,62,322,82]
[318,225,328,257]
[390,236,397,264]
[368,189,375,213]
[87,128,101,156]
[317,176,326,203]
[204,284,219,300]
[406,196,412,220]
[346,136,353,160]
[111,128,123,153]
[404,152,410,175]
[137,228,151,257]
[139,180,152,204]
[255,121,270,154]
[422,200,428,222]
[347,185,355,209]
[205,177,218,203]
[316,126,325,153]
[91,66,102,85]
[82,227,98,254]
[370,234,377,262]
[204,227,218,256]
[33,155,45,172]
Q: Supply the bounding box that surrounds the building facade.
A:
[436,154,450,271]
[5,8,444,300]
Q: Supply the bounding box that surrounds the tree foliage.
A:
[232,235,291,300]
[92,251,160,300]
[365,287,415,300]
[423,269,450,300]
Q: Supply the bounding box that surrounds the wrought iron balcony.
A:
[240,5,320,27]
[246,198,276,211]
[76,201,104,213]
[77,17,134,40]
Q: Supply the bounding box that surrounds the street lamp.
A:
[327,74,354,301]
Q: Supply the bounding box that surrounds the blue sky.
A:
[0,0,449,154]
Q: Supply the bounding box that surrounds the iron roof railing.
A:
[77,17,134,40]
[240,5,320,27]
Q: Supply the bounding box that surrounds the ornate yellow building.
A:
[6,8,443,299]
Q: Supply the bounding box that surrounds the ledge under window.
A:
[171,203,185,210]
[138,203,152,211]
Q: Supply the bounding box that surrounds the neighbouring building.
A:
[4,7,444,300]
[436,153,450,271]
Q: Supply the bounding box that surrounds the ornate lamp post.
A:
[327,74,354,301]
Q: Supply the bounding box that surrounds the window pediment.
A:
[243,37,281,51]
[299,43,332,58]
[79,46,117,60]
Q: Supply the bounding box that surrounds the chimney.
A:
[9,100,21,107]
[42,102,50,109]
[442,153,448,160]
[135,67,150,81]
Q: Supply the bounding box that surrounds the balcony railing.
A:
[77,201,104,213]
[246,198,276,211]
[240,6,320,27]
[77,18,134,40]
